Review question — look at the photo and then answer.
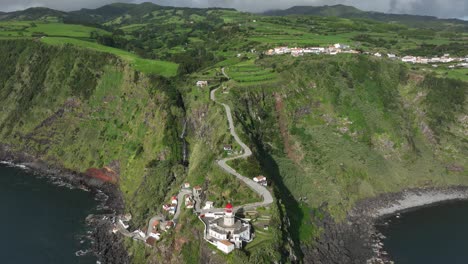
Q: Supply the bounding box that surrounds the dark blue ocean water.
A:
[378,200,468,264]
[0,164,97,264]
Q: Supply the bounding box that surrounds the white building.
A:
[149,232,161,240]
[204,203,251,249]
[185,194,194,209]
[196,81,208,87]
[401,56,416,63]
[203,201,214,210]
[253,176,268,187]
[171,196,178,205]
[217,240,235,254]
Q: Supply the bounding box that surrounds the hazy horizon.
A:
[0,0,467,20]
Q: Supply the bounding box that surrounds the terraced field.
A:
[226,61,278,86]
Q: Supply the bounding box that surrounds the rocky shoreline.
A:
[3,141,468,264]
[0,144,130,264]
[305,186,468,264]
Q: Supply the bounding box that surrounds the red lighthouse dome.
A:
[225,203,233,209]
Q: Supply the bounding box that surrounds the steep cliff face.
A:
[225,55,467,262]
[0,40,185,227]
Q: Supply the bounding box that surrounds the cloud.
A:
[0,0,133,12]
[0,0,466,19]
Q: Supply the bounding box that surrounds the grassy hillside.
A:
[0,7,66,21]
[0,4,467,264]
[0,40,185,226]
[41,37,178,77]
[0,39,273,263]
[222,54,467,256]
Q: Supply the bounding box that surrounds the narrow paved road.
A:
[173,189,193,221]
[209,68,273,212]
[119,67,274,244]
[221,67,230,79]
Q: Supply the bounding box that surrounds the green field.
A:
[41,37,178,77]
[435,68,468,81]
[0,21,109,37]
[225,60,278,85]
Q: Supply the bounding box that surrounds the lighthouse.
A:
[223,203,235,226]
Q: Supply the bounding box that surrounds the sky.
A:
[0,0,467,19]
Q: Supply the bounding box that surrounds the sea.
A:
[378,200,468,264]
[0,163,98,264]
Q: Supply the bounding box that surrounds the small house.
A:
[149,231,161,240]
[183,182,191,189]
[186,202,194,209]
[163,204,171,211]
[401,56,416,63]
[203,201,214,210]
[223,145,233,151]
[196,81,208,87]
[253,176,268,186]
[193,185,202,196]
[171,196,178,205]
[169,206,176,214]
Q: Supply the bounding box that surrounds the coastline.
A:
[370,188,468,218]
[0,144,129,264]
[2,142,467,264]
[303,186,468,264]
[357,186,468,264]
[353,186,468,219]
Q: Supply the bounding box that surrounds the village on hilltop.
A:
[265,44,468,69]
[111,40,467,257]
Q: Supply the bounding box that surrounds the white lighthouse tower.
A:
[223,203,235,226]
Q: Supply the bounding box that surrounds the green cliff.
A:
[221,54,467,260]
[0,40,184,226]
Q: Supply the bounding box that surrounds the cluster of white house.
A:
[145,220,174,246]
[265,44,359,57]
[112,213,175,247]
[115,170,268,253]
[265,46,468,69]
[400,54,468,66]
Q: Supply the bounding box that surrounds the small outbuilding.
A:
[217,240,235,254]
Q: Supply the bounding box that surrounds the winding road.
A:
[122,67,274,243]
[207,68,273,213]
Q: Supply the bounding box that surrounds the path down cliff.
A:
[208,68,273,212]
